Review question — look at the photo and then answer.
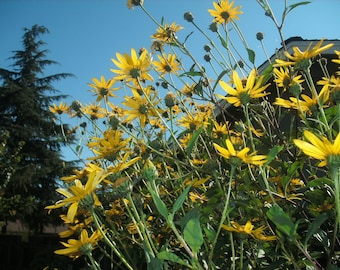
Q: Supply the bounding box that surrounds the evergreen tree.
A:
[0,25,76,233]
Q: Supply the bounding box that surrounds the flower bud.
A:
[204,44,211,52]
[209,22,218,33]
[204,54,211,62]
[164,91,177,108]
[184,12,194,22]
[256,32,264,41]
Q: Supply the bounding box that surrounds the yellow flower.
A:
[274,39,334,69]
[189,191,208,203]
[332,50,340,65]
[55,229,103,259]
[213,138,267,166]
[83,102,106,120]
[208,0,242,24]
[222,221,276,241]
[318,75,340,103]
[217,69,270,107]
[88,76,120,102]
[46,170,109,222]
[49,102,69,114]
[294,130,340,168]
[212,121,230,138]
[111,48,153,82]
[122,89,162,127]
[151,22,183,44]
[153,53,181,75]
[178,111,210,131]
[274,90,329,116]
[273,67,304,91]
[87,129,131,160]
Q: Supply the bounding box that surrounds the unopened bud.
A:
[184,12,194,22]
[256,32,264,41]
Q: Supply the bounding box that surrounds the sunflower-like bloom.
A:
[216,69,270,107]
[274,39,334,69]
[151,22,183,44]
[111,48,153,82]
[88,76,120,102]
[222,221,276,241]
[87,129,131,160]
[49,102,69,114]
[274,90,329,116]
[178,111,211,131]
[122,89,162,127]
[213,138,267,166]
[208,0,242,24]
[294,130,340,168]
[212,121,230,138]
[318,75,340,103]
[153,53,181,75]
[55,229,103,259]
[46,170,109,222]
[82,102,107,120]
[273,67,304,91]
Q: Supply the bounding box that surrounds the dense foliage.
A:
[47,1,340,269]
[0,25,76,233]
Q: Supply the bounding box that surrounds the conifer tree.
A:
[0,25,76,233]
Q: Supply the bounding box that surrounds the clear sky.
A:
[1,0,339,159]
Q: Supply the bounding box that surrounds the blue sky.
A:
[1,0,339,159]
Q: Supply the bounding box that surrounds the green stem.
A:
[87,252,101,270]
[91,209,134,270]
[209,166,236,262]
[331,167,340,230]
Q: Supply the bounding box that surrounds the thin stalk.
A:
[91,209,134,270]
[331,167,340,230]
[209,166,236,262]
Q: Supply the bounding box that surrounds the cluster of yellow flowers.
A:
[48,0,340,269]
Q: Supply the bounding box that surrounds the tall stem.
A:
[209,166,236,263]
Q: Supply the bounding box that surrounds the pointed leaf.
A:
[183,217,203,254]
[304,212,328,246]
[186,126,203,155]
[157,251,190,267]
[266,205,297,240]
[264,145,284,166]
[287,1,311,14]
[172,185,191,214]
[246,48,256,64]
[149,188,168,219]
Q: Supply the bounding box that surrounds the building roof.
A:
[215,37,340,122]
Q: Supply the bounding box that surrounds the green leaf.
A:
[147,257,163,270]
[219,36,229,50]
[264,145,284,166]
[183,217,203,254]
[266,205,297,240]
[212,69,230,93]
[149,188,168,219]
[304,212,329,246]
[172,185,191,214]
[246,48,256,64]
[186,126,203,156]
[287,1,311,15]
[157,251,190,267]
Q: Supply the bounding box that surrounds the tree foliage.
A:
[0,24,76,233]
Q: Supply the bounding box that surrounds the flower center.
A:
[164,64,172,72]
[130,68,141,79]
[221,11,230,20]
[99,87,109,96]
[138,104,149,114]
